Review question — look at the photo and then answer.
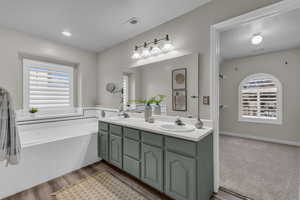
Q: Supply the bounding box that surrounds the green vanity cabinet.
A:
[141,143,163,191]
[109,134,123,168]
[123,127,141,178]
[98,121,213,200]
[165,151,196,200]
[99,131,109,160]
[98,122,109,161]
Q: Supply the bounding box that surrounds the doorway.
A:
[210,0,300,199]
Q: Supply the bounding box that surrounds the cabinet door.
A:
[109,134,123,168]
[165,151,196,200]
[141,144,163,191]
[99,131,108,160]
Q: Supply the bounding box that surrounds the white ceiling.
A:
[0,0,210,52]
[220,8,300,60]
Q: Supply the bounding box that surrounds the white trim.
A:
[210,0,300,193]
[210,25,221,192]
[238,73,283,125]
[221,131,300,147]
[212,0,300,31]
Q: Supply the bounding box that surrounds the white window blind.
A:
[239,73,282,124]
[23,59,74,109]
[123,75,129,110]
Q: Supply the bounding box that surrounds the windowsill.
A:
[238,117,282,125]
[17,112,84,122]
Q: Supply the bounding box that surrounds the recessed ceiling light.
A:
[62,31,72,37]
[251,34,263,45]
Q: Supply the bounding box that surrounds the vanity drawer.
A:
[142,131,163,147]
[124,128,140,141]
[165,137,197,157]
[124,138,140,160]
[123,156,140,178]
[109,124,122,136]
[99,122,108,131]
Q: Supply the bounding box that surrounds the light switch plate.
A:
[203,96,210,105]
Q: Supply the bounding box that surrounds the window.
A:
[23,58,74,110]
[239,73,282,124]
[122,74,129,110]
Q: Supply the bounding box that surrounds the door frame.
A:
[210,0,300,192]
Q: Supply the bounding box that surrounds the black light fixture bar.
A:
[134,34,170,50]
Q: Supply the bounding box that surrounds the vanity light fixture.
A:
[162,34,174,52]
[251,34,263,45]
[131,46,141,59]
[131,34,174,59]
[141,42,151,58]
[150,39,162,55]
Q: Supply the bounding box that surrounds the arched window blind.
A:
[239,73,282,124]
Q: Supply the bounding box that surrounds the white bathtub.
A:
[0,118,101,199]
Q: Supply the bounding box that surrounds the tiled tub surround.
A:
[0,118,101,199]
[98,117,214,200]
[220,135,300,200]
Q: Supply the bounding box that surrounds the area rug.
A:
[52,171,148,200]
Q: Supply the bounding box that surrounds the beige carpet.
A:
[52,171,148,200]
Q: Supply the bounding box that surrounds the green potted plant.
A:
[29,107,38,117]
[153,94,166,115]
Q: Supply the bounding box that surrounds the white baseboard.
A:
[220,131,300,147]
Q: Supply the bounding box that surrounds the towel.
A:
[0,87,21,166]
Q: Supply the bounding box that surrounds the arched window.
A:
[239,73,282,124]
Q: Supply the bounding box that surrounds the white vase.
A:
[153,104,161,115]
[144,104,152,122]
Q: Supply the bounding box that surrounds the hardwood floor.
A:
[3,161,245,200]
[3,161,172,200]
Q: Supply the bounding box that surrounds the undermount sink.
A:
[159,124,195,132]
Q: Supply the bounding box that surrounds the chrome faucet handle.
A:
[118,111,130,118]
[175,117,185,126]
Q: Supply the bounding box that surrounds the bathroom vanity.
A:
[98,117,213,200]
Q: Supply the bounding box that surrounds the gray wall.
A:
[0,27,98,109]
[220,48,300,143]
[96,0,280,120]
[136,54,198,117]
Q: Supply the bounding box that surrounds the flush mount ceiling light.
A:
[131,34,174,60]
[251,34,263,45]
[62,31,72,37]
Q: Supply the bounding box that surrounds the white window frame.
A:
[123,74,129,111]
[238,73,282,125]
[23,58,74,113]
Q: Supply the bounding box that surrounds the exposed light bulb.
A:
[131,46,141,59]
[251,34,263,45]
[141,48,151,57]
[150,45,162,55]
[132,51,140,59]
[162,41,174,52]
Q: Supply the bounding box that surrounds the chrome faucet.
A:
[175,117,185,126]
[118,109,130,118]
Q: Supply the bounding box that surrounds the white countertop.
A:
[99,117,213,142]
